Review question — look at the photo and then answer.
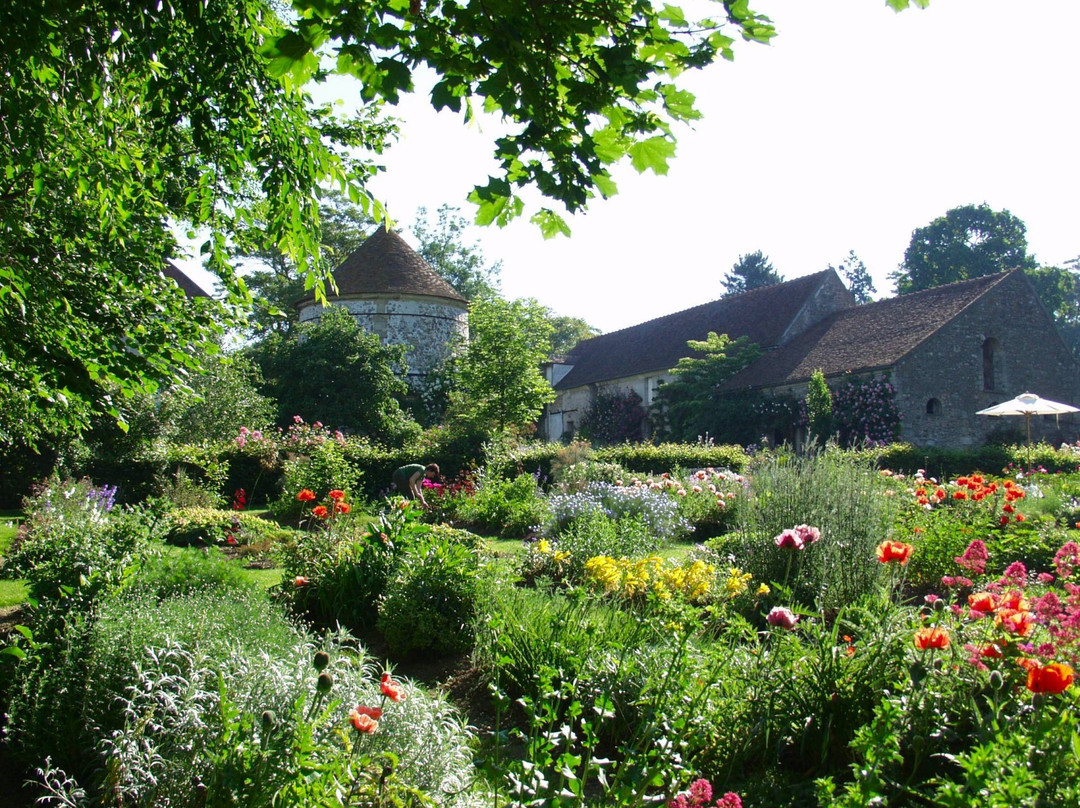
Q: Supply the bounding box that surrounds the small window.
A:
[926,398,942,415]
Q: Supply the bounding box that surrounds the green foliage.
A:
[3,477,157,602]
[251,307,420,442]
[552,460,633,491]
[652,333,762,442]
[891,203,1037,294]
[805,369,832,443]
[449,472,548,538]
[157,354,277,445]
[723,451,898,611]
[377,534,485,658]
[545,312,602,356]
[579,388,646,446]
[161,507,292,548]
[273,439,364,520]
[277,497,428,630]
[411,204,502,300]
[449,297,556,433]
[830,250,876,304]
[119,547,258,601]
[0,0,391,445]
[721,250,783,297]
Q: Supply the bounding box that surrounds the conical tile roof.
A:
[299,227,466,305]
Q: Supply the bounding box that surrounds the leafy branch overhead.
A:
[271,0,778,237]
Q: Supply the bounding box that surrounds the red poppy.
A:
[967,592,997,614]
[297,489,316,502]
[380,673,406,702]
[876,541,914,564]
[334,502,351,515]
[953,490,968,500]
[348,707,379,733]
[312,505,329,519]
[1003,503,1015,514]
[1026,662,1074,695]
[934,489,946,500]
[294,576,310,586]
[1016,513,1027,522]
[328,489,345,501]
[914,628,950,650]
[997,608,1034,636]
[351,704,383,721]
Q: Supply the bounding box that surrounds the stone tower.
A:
[296,227,469,385]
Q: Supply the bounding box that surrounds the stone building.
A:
[544,269,1080,447]
[296,227,468,386]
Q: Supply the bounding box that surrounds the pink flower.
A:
[716,794,743,808]
[794,524,821,546]
[688,779,712,804]
[766,606,799,629]
[1054,541,1080,579]
[954,540,988,574]
[774,529,804,550]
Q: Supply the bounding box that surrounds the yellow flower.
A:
[756,583,771,597]
[537,539,551,555]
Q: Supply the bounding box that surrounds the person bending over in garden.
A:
[392,463,440,507]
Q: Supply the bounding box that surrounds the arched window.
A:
[982,338,999,391]
[926,398,942,415]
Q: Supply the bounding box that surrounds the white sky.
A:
[180,0,1080,334]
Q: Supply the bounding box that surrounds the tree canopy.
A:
[721,251,783,297]
[829,250,877,304]
[4,0,942,445]
[449,297,555,433]
[891,203,1037,294]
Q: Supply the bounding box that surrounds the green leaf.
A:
[530,209,572,239]
[627,136,677,175]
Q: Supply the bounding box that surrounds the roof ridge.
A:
[569,269,830,348]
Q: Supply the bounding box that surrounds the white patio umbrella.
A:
[976,392,1080,444]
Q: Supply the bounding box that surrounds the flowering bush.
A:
[545,481,691,544]
[583,554,718,605]
[830,375,901,447]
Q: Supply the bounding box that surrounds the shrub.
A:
[119,546,258,601]
[8,585,480,806]
[552,460,632,492]
[544,481,691,545]
[161,506,292,547]
[450,472,548,538]
[272,438,363,521]
[3,477,158,602]
[526,511,659,583]
[278,497,428,630]
[377,534,485,658]
[720,451,898,611]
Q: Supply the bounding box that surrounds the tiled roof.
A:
[298,227,466,305]
[555,271,835,390]
[722,271,1015,390]
[164,261,211,299]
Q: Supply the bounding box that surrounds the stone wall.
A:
[299,295,469,381]
[893,272,1080,447]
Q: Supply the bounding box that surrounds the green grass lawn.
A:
[0,512,27,607]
